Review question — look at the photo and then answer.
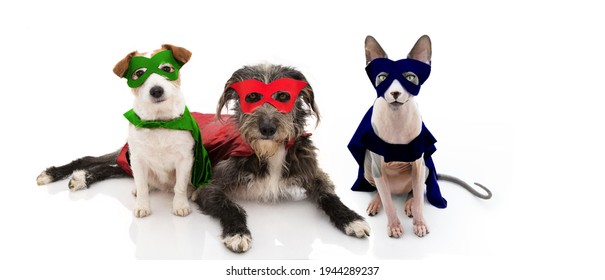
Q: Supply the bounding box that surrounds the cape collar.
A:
[362,123,434,163]
[124,106,193,129]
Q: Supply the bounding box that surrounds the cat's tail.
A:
[437,174,492,199]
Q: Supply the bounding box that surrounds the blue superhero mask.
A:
[365,58,431,97]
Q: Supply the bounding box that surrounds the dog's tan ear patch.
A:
[113,51,137,78]
[162,44,192,64]
[365,35,387,65]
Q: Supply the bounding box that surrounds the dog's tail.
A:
[437,174,492,199]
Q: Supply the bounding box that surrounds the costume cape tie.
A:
[123,106,212,188]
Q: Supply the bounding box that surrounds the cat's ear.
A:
[408,35,432,65]
[365,35,387,65]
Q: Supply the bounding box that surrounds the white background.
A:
[1,0,604,279]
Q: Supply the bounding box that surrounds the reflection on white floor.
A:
[28,159,506,260]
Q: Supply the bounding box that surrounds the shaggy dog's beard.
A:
[240,110,296,160]
[250,139,283,159]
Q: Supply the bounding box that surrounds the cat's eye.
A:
[273,91,291,102]
[132,68,147,80]
[245,92,263,103]
[403,72,419,85]
[159,63,174,73]
[375,72,388,86]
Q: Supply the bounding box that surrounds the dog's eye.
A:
[245,92,263,103]
[132,68,147,80]
[273,91,291,102]
[159,64,174,73]
[403,72,419,85]
[375,72,388,86]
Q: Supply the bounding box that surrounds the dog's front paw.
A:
[36,171,53,186]
[413,218,429,237]
[172,206,191,217]
[68,170,88,191]
[387,220,404,238]
[344,219,371,238]
[134,206,151,218]
[223,233,252,253]
[173,197,191,216]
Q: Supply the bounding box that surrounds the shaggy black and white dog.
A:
[194,64,370,252]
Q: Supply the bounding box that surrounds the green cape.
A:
[123,106,212,188]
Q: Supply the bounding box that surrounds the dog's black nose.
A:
[390,91,401,99]
[150,86,164,99]
[259,121,277,137]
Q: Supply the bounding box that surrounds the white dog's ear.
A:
[408,35,432,65]
[162,44,192,64]
[113,51,137,78]
[365,35,387,65]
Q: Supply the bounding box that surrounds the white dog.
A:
[113,44,205,218]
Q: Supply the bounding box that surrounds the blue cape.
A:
[347,107,447,208]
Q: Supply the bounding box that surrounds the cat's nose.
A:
[390,91,401,99]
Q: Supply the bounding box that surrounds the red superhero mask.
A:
[229,78,308,114]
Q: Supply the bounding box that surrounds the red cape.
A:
[117,113,254,176]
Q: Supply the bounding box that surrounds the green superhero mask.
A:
[125,50,183,88]
[123,106,213,188]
